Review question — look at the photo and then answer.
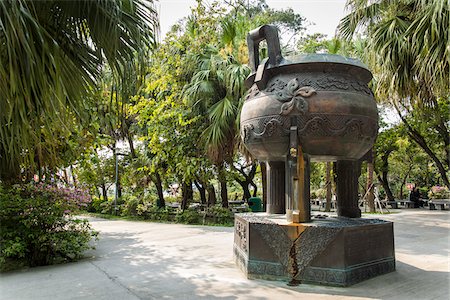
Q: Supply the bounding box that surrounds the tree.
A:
[374,127,398,201]
[183,1,307,206]
[338,0,449,189]
[0,0,157,182]
[231,160,258,201]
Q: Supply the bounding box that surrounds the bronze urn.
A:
[241,25,379,222]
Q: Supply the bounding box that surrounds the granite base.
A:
[233,213,395,286]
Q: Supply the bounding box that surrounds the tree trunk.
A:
[154,172,165,208]
[206,184,216,207]
[194,180,207,205]
[70,165,77,187]
[220,179,228,208]
[325,162,332,212]
[260,162,267,211]
[126,132,136,159]
[181,182,188,211]
[376,172,395,201]
[250,181,257,197]
[234,178,251,201]
[375,149,395,201]
[367,151,375,213]
[218,164,228,208]
[101,183,108,202]
[398,165,413,200]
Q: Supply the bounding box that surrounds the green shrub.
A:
[100,199,124,215]
[175,208,200,224]
[0,184,97,271]
[122,195,141,216]
[205,206,234,226]
[87,196,106,213]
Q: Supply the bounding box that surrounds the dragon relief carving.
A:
[242,114,376,144]
[297,116,367,139]
[254,118,283,138]
[242,116,290,143]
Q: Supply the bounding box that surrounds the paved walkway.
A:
[1,209,449,300]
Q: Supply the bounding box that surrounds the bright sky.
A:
[157,0,348,39]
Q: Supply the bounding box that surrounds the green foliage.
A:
[87,196,106,213]
[338,0,449,189]
[122,195,141,217]
[175,209,201,224]
[0,0,157,180]
[428,186,450,199]
[0,184,98,271]
[205,206,234,226]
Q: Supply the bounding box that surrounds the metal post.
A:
[287,126,311,223]
[296,145,311,223]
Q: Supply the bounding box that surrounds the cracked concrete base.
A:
[234,213,395,286]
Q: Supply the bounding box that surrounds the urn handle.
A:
[247,25,283,73]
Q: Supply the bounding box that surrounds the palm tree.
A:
[0,0,158,182]
[183,14,252,207]
[338,0,450,189]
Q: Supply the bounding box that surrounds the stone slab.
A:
[234,213,396,286]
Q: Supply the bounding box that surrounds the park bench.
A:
[321,200,336,209]
[397,199,418,208]
[380,200,399,209]
[428,199,450,210]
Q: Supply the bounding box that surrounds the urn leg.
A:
[266,161,285,214]
[336,160,361,218]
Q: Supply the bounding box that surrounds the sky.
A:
[156,0,400,125]
[157,0,348,39]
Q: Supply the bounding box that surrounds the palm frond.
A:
[0,0,158,179]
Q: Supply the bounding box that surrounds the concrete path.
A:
[1,209,449,300]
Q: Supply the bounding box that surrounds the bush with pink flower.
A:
[428,186,450,199]
[0,183,97,271]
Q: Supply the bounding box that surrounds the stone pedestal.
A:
[234,213,395,286]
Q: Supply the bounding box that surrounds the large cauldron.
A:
[241,25,378,222]
[241,26,378,161]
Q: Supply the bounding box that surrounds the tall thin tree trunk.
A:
[155,172,165,208]
[399,165,413,200]
[367,150,375,213]
[218,164,228,208]
[101,183,108,202]
[181,181,193,210]
[325,162,332,212]
[376,173,395,201]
